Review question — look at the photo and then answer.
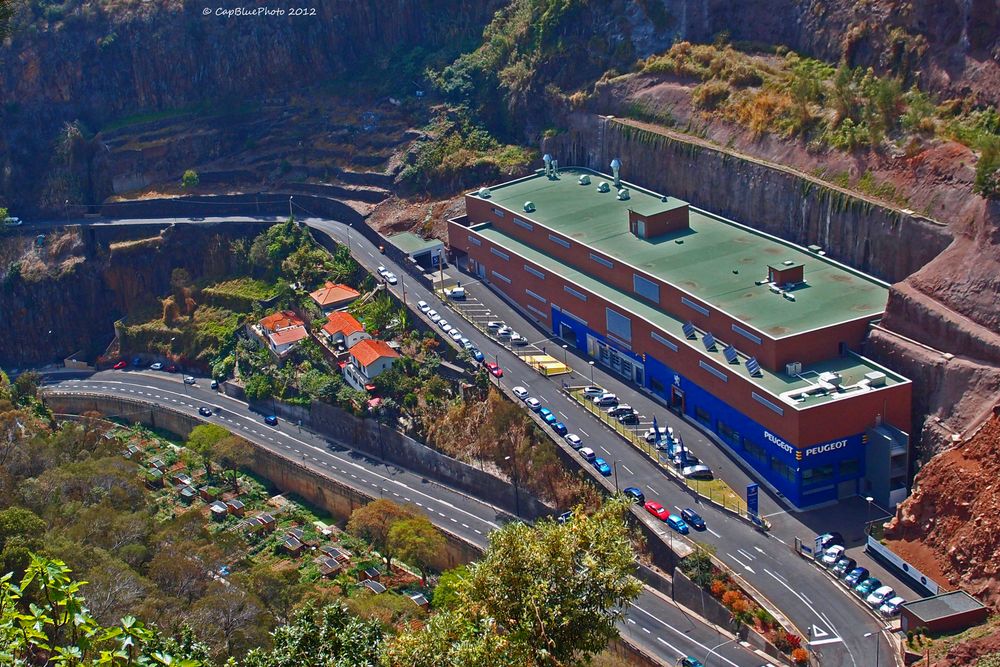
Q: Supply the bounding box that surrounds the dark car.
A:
[198,406,213,417]
[551,422,568,436]
[844,567,869,587]
[680,508,706,530]
[832,557,857,577]
[264,415,278,426]
[617,411,640,425]
[470,348,485,363]
[132,356,144,367]
[622,487,645,504]
[817,532,845,550]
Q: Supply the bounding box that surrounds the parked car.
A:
[592,393,618,407]
[680,508,706,530]
[470,348,485,363]
[644,426,672,443]
[677,658,705,667]
[617,411,640,425]
[854,577,882,597]
[198,406,213,417]
[564,433,583,449]
[513,386,529,400]
[377,266,388,276]
[538,407,553,420]
[510,334,528,346]
[879,596,905,617]
[843,567,869,586]
[183,376,196,385]
[671,450,698,467]
[607,404,632,418]
[581,385,605,398]
[113,360,128,369]
[867,585,895,608]
[681,464,713,480]
[441,323,453,334]
[150,362,163,370]
[210,380,219,389]
[384,272,398,285]
[3,216,22,226]
[449,329,462,341]
[821,545,847,567]
[428,310,441,323]
[485,362,503,378]
[623,487,645,504]
[417,300,429,312]
[132,356,144,367]
[831,557,857,577]
[525,397,541,411]
[497,326,513,339]
[644,501,669,521]
[817,532,845,550]
[542,413,558,425]
[486,320,504,330]
[446,286,465,299]
[264,415,278,426]
[551,422,568,436]
[578,447,596,462]
[666,514,690,534]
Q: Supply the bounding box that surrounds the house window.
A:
[770,457,796,482]
[512,217,533,231]
[490,247,510,261]
[699,361,728,383]
[525,289,547,303]
[682,296,710,317]
[590,253,614,269]
[694,406,712,427]
[839,459,860,477]
[802,464,835,487]
[467,235,482,246]
[732,324,762,345]
[718,421,741,447]
[606,308,632,342]
[633,274,660,303]
[548,234,570,248]
[752,392,784,415]
[491,270,511,284]
[564,285,588,301]
[650,331,677,351]
[524,265,545,279]
[526,303,548,319]
[492,208,505,218]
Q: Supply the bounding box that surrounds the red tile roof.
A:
[322,311,364,337]
[269,326,308,346]
[350,339,399,367]
[259,310,304,332]
[310,282,360,307]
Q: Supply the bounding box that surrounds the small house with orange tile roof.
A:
[310,282,360,312]
[344,339,400,390]
[321,311,369,349]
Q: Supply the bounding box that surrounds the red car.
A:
[112,360,127,369]
[485,361,503,378]
[644,501,669,521]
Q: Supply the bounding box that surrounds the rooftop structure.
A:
[388,231,442,255]
[310,282,360,309]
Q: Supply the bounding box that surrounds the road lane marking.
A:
[646,485,659,495]
[600,446,611,455]
[578,428,589,436]
[632,605,739,666]
[707,527,722,538]
[621,464,633,475]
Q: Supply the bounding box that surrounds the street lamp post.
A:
[561,344,568,366]
[288,196,293,221]
[864,631,880,667]
[504,454,521,516]
[703,638,736,666]
[589,360,595,383]
[612,460,619,492]
[865,495,875,536]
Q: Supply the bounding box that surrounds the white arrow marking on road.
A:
[754,546,766,554]
[737,548,756,561]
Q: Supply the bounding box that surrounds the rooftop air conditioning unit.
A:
[523,201,535,212]
[617,188,630,201]
[818,371,843,386]
[865,371,887,387]
[578,174,591,185]
[786,361,802,375]
[478,187,491,198]
[597,182,610,193]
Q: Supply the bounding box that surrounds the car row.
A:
[417,300,487,364]
[376,265,398,285]
[817,532,905,617]
[642,501,708,534]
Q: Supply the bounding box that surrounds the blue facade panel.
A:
[555,309,866,508]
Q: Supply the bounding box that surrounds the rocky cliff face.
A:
[0,223,265,366]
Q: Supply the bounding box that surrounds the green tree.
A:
[182,169,200,188]
[387,516,445,586]
[11,371,40,406]
[0,507,45,579]
[243,603,383,667]
[386,498,641,666]
[216,434,254,491]
[187,423,229,479]
[244,373,274,401]
[974,136,1000,198]
[346,499,415,569]
[431,565,470,610]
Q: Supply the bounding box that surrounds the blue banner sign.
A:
[746,483,759,518]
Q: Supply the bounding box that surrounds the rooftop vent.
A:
[578,174,591,185]
[785,361,802,375]
[597,182,610,193]
[523,201,535,213]
[543,153,553,178]
[865,371,887,387]
[818,371,843,387]
[783,260,795,266]
[611,158,622,188]
[477,187,491,198]
[616,188,630,201]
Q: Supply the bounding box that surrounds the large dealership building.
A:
[448,163,912,508]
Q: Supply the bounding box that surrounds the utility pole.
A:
[288,196,293,221]
[613,460,619,492]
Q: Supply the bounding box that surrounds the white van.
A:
[592,392,618,407]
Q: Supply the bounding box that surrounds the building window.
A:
[699,361,728,383]
[548,234,570,249]
[839,459,860,477]
[512,217,533,231]
[633,274,660,303]
[770,457,796,483]
[490,247,510,261]
[467,235,482,246]
[524,264,545,279]
[564,285,588,301]
[731,323,762,345]
[526,303,548,319]
[802,464,835,487]
[745,439,767,463]
[590,253,614,269]
[682,296,710,317]
[718,421,741,447]
[606,308,632,342]
[525,289,547,303]
[694,406,712,427]
[752,392,785,416]
[491,270,511,284]
[650,331,678,351]
[491,208,505,218]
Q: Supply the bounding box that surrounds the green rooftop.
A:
[388,231,442,254]
[478,168,888,338]
[473,223,905,407]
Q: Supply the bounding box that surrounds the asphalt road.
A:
[42,370,766,667]
[24,212,899,665]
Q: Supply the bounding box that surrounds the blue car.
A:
[539,407,553,420]
[680,508,706,530]
[623,487,645,504]
[542,413,558,425]
[593,457,612,476]
[551,421,567,435]
[264,415,278,426]
[470,348,484,363]
[844,567,869,587]
[666,514,690,534]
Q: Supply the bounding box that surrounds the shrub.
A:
[181,169,199,188]
[709,577,729,598]
[792,647,809,664]
[692,80,731,110]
